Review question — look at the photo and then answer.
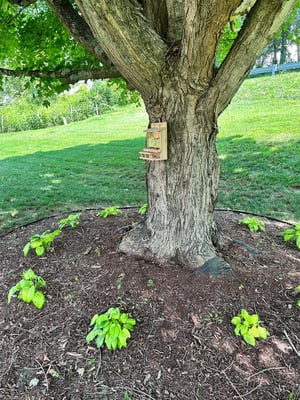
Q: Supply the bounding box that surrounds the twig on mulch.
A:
[284,329,300,357]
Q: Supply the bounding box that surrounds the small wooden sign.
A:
[139,122,167,161]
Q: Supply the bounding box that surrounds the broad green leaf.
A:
[19,285,35,303]
[90,314,99,326]
[109,308,120,320]
[248,314,259,325]
[37,277,46,288]
[249,326,261,338]
[32,291,45,309]
[124,318,136,331]
[31,240,43,249]
[234,326,241,336]
[86,328,100,343]
[109,322,121,339]
[8,285,19,304]
[231,316,241,325]
[240,323,249,336]
[296,235,300,249]
[19,280,33,289]
[296,286,300,291]
[36,246,45,256]
[105,334,113,350]
[243,333,256,346]
[241,309,249,319]
[23,268,37,280]
[120,313,128,324]
[23,242,31,256]
[95,332,105,348]
[257,326,269,339]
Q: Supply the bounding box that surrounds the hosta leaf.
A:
[241,309,249,319]
[243,333,256,346]
[109,308,120,320]
[35,246,45,256]
[248,314,259,325]
[90,314,99,326]
[95,332,105,348]
[23,268,37,280]
[19,280,33,289]
[31,240,43,249]
[23,243,31,256]
[32,291,46,309]
[257,326,269,339]
[231,316,241,325]
[19,285,35,303]
[120,313,128,324]
[296,235,300,249]
[240,323,249,336]
[8,285,19,304]
[234,326,241,336]
[86,328,99,343]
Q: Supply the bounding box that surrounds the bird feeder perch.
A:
[139,122,167,161]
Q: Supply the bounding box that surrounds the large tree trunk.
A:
[120,88,221,268]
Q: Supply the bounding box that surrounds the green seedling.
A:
[138,203,147,216]
[58,213,81,229]
[147,279,154,286]
[282,224,300,250]
[97,206,121,218]
[231,309,269,346]
[23,229,62,256]
[86,307,136,350]
[239,217,265,232]
[8,268,46,309]
[203,312,223,324]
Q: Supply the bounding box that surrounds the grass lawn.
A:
[1,73,300,232]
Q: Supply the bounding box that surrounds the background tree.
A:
[0,0,297,270]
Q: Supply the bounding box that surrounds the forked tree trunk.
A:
[120,89,221,268]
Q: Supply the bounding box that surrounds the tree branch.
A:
[180,0,241,87]
[0,67,121,84]
[46,0,113,67]
[75,0,168,97]
[213,0,297,115]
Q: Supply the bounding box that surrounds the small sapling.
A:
[282,224,300,250]
[23,229,62,256]
[231,309,269,346]
[58,213,81,229]
[97,206,121,218]
[238,217,265,232]
[8,268,46,309]
[86,307,136,350]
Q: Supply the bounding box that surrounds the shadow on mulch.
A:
[0,209,299,400]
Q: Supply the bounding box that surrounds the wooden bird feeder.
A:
[139,122,167,161]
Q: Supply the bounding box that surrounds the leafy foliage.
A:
[23,229,62,256]
[7,268,46,309]
[86,307,136,350]
[138,203,147,216]
[231,309,269,346]
[282,224,300,250]
[238,217,266,232]
[58,213,81,229]
[97,206,121,218]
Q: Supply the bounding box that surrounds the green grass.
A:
[1,73,300,232]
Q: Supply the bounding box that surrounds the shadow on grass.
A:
[0,137,146,232]
[1,133,299,233]
[217,134,300,222]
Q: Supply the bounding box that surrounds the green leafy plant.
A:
[147,279,154,286]
[86,307,136,350]
[23,229,62,256]
[97,206,121,218]
[138,203,147,216]
[58,213,81,229]
[238,217,265,232]
[8,268,46,309]
[231,309,269,346]
[203,312,223,324]
[282,224,300,250]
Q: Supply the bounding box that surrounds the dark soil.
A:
[0,209,299,400]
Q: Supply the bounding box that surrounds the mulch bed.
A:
[0,209,299,400]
